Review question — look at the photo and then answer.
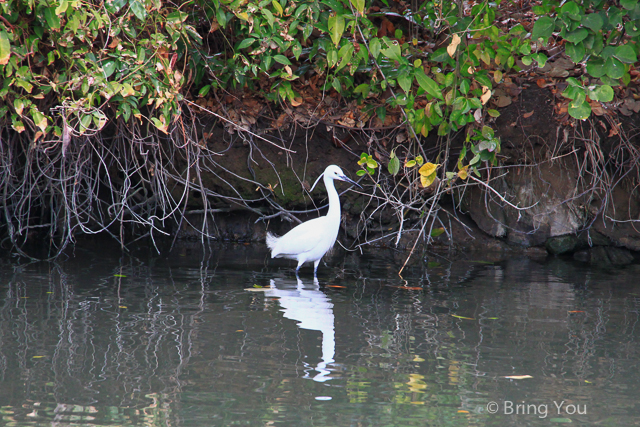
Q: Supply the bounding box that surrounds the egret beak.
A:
[310,172,324,192]
[339,174,362,189]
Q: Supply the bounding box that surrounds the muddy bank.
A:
[172,86,640,268]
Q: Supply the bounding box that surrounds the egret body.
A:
[266,165,361,276]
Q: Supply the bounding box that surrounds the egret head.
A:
[310,165,362,192]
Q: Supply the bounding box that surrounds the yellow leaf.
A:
[494,70,503,83]
[34,115,48,133]
[418,162,438,177]
[458,166,468,180]
[504,375,533,380]
[0,30,11,66]
[447,34,461,57]
[12,120,25,133]
[480,86,491,105]
[271,0,283,16]
[420,172,437,188]
[236,12,249,21]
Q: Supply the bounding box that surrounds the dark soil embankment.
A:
[176,83,640,267]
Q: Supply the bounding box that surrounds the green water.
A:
[0,242,638,426]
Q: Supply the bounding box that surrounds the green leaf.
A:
[398,73,412,93]
[44,7,61,30]
[560,1,581,20]
[353,83,369,96]
[532,53,548,68]
[604,57,625,79]
[568,98,591,120]
[332,76,341,93]
[592,84,614,102]
[620,0,638,10]
[0,31,10,66]
[565,42,585,63]
[336,44,354,72]
[273,54,291,65]
[614,45,638,63]
[415,69,444,100]
[130,0,147,20]
[381,41,402,62]
[327,49,338,68]
[564,28,588,44]
[431,47,450,62]
[328,15,345,46]
[55,0,69,16]
[292,41,302,60]
[350,0,365,14]
[586,57,606,77]
[262,9,275,28]
[198,85,211,97]
[582,13,603,31]
[369,38,381,59]
[216,8,227,28]
[272,0,283,16]
[388,151,400,175]
[31,108,47,132]
[459,79,470,94]
[102,60,117,78]
[473,72,493,88]
[376,106,386,123]
[430,228,445,238]
[531,16,555,41]
[238,38,256,49]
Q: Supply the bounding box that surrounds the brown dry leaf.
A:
[108,38,120,49]
[480,86,492,105]
[523,111,534,118]
[536,78,547,88]
[275,113,288,128]
[505,83,522,97]
[590,102,605,116]
[447,34,461,57]
[290,97,303,107]
[210,20,220,32]
[549,67,570,78]
[609,123,620,137]
[240,115,256,126]
[473,108,482,123]
[496,95,512,107]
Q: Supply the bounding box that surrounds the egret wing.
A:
[272,217,327,257]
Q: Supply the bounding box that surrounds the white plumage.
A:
[266,165,361,276]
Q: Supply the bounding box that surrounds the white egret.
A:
[266,165,361,276]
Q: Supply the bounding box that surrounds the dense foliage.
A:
[2,0,639,168]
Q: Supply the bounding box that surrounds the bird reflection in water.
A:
[265,276,335,382]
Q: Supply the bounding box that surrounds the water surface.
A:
[0,243,638,426]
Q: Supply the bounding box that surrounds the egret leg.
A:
[313,260,320,277]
